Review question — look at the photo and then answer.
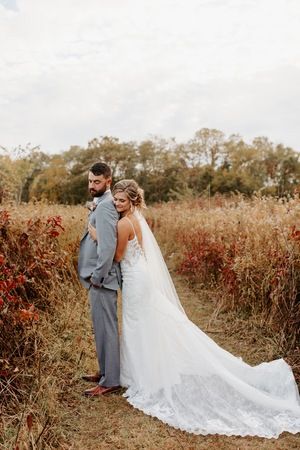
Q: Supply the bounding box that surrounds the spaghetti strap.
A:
[124,216,136,237]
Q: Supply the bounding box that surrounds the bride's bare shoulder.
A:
[118,217,129,226]
[117,217,132,233]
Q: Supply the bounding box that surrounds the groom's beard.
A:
[90,188,107,197]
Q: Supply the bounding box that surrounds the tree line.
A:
[1,128,300,204]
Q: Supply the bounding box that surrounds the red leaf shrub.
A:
[177,229,226,284]
[148,196,300,381]
[0,209,68,377]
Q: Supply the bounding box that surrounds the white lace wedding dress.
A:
[120,214,300,438]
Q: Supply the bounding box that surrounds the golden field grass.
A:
[0,197,300,449]
[149,195,300,377]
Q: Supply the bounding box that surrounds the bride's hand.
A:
[88,223,97,241]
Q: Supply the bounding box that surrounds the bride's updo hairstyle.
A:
[112,179,146,210]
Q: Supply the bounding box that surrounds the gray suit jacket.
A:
[78,190,122,290]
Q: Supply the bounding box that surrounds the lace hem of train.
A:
[122,374,300,438]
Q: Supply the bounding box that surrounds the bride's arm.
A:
[114,219,130,262]
[88,223,97,241]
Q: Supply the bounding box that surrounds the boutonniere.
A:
[86,201,97,212]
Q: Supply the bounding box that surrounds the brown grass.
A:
[1,198,300,449]
[0,203,86,449]
[147,195,300,381]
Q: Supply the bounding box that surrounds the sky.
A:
[0,0,300,154]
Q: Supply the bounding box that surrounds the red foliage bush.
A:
[177,229,226,284]
[176,220,300,363]
[0,210,66,377]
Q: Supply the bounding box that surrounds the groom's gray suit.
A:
[78,189,122,387]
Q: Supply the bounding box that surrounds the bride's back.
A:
[124,215,143,247]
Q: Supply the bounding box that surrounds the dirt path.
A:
[61,274,300,450]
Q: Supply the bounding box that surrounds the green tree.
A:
[186,165,215,196]
[86,136,138,179]
[223,135,267,193]
[262,144,300,196]
[0,145,48,203]
[0,154,15,202]
[61,137,139,203]
[135,138,188,203]
[188,128,225,168]
[29,155,69,203]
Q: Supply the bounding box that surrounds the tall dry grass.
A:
[147,195,300,381]
[0,203,87,449]
[1,197,299,448]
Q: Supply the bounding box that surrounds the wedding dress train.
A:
[119,214,300,438]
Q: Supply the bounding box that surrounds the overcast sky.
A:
[1,0,300,154]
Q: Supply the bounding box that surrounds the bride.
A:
[91,179,300,438]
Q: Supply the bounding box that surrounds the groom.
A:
[78,162,122,396]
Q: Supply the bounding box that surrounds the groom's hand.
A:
[88,276,101,289]
[89,281,101,289]
[89,275,104,289]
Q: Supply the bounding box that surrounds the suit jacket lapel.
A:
[81,190,112,241]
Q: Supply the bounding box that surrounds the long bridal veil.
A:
[135,210,185,314]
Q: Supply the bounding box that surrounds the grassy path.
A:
[60,274,300,450]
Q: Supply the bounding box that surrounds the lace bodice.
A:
[121,217,145,270]
[121,235,145,270]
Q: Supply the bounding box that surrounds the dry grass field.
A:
[1,197,300,449]
[150,195,300,378]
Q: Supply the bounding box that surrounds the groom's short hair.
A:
[89,162,112,178]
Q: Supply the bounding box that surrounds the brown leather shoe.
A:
[81,372,102,383]
[84,385,106,397]
[100,385,121,395]
[84,385,121,397]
